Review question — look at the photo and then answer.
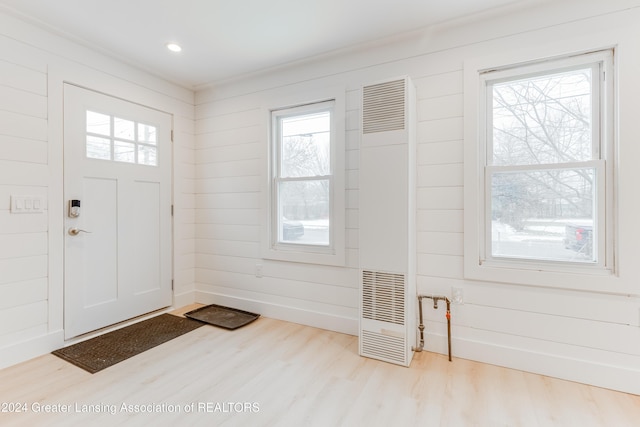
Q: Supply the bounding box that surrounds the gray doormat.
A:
[52,314,204,374]
[184,304,260,330]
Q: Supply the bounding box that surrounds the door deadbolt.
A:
[68,200,81,218]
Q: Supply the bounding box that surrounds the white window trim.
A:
[464,47,618,291]
[261,86,346,266]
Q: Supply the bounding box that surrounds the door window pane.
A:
[85,110,160,166]
[138,123,157,144]
[86,111,111,136]
[114,117,135,141]
[114,141,135,163]
[86,135,111,160]
[138,145,157,166]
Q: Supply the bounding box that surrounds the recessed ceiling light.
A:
[166,43,182,53]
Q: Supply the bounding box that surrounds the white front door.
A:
[63,84,173,339]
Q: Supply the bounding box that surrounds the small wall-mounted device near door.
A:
[68,199,81,218]
[10,195,45,214]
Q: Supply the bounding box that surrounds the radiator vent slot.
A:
[361,330,406,365]
[362,270,405,325]
[362,79,406,134]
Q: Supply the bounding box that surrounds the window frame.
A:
[271,101,334,252]
[262,89,346,266]
[464,48,617,288]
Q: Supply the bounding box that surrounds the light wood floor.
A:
[0,305,638,427]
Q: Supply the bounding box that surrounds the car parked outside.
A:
[564,222,593,258]
[282,219,305,241]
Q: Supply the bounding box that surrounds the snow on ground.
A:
[492,218,591,243]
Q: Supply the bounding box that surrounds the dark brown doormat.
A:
[184,304,260,330]
[52,314,204,374]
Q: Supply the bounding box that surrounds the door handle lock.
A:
[68,200,81,218]
[68,227,91,236]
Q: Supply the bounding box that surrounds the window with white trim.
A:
[467,49,615,278]
[266,98,345,265]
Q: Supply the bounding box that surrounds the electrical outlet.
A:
[255,264,263,278]
[452,287,463,304]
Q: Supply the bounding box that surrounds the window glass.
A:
[491,68,593,166]
[280,112,331,178]
[278,180,330,245]
[86,111,111,136]
[484,59,607,265]
[114,117,135,141]
[138,123,157,144]
[138,145,157,166]
[86,135,111,160]
[273,102,334,248]
[85,110,158,166]
[491,168,595,262]
[114,140,136,163]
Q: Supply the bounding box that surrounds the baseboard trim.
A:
[0,330,64,371]
[194,292,640,395]
[173,289,196,310]
[8,296,634,396]
[194,291,358,336]
[422,332,640,396]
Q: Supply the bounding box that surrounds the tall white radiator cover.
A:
[359,77,416,366]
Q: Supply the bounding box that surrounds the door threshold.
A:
[61,306,174,347]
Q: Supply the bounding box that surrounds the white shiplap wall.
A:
[194,91,360,333]
[195,0,640,395]
[0,10,196,367]
[0,32,50,351]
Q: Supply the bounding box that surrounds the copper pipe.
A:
[414,296,426,352]
[412,295,452,361]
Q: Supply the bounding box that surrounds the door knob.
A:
[68,227,91,236]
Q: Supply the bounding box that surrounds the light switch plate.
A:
[11,195,45,214]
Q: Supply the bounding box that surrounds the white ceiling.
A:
[0,0,533,89]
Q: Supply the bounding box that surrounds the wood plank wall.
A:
[0,35,49,348]
[194,0,640,394]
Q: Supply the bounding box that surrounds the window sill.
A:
[262,244,345,267]
[464,256,619,292]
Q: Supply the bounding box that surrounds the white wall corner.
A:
[173,289,197,310]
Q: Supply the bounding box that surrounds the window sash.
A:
[478,50,612,271]
[485,62,602,167]
[275,177,331,247]
[271,101,335,251]
[483,160,605,267]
